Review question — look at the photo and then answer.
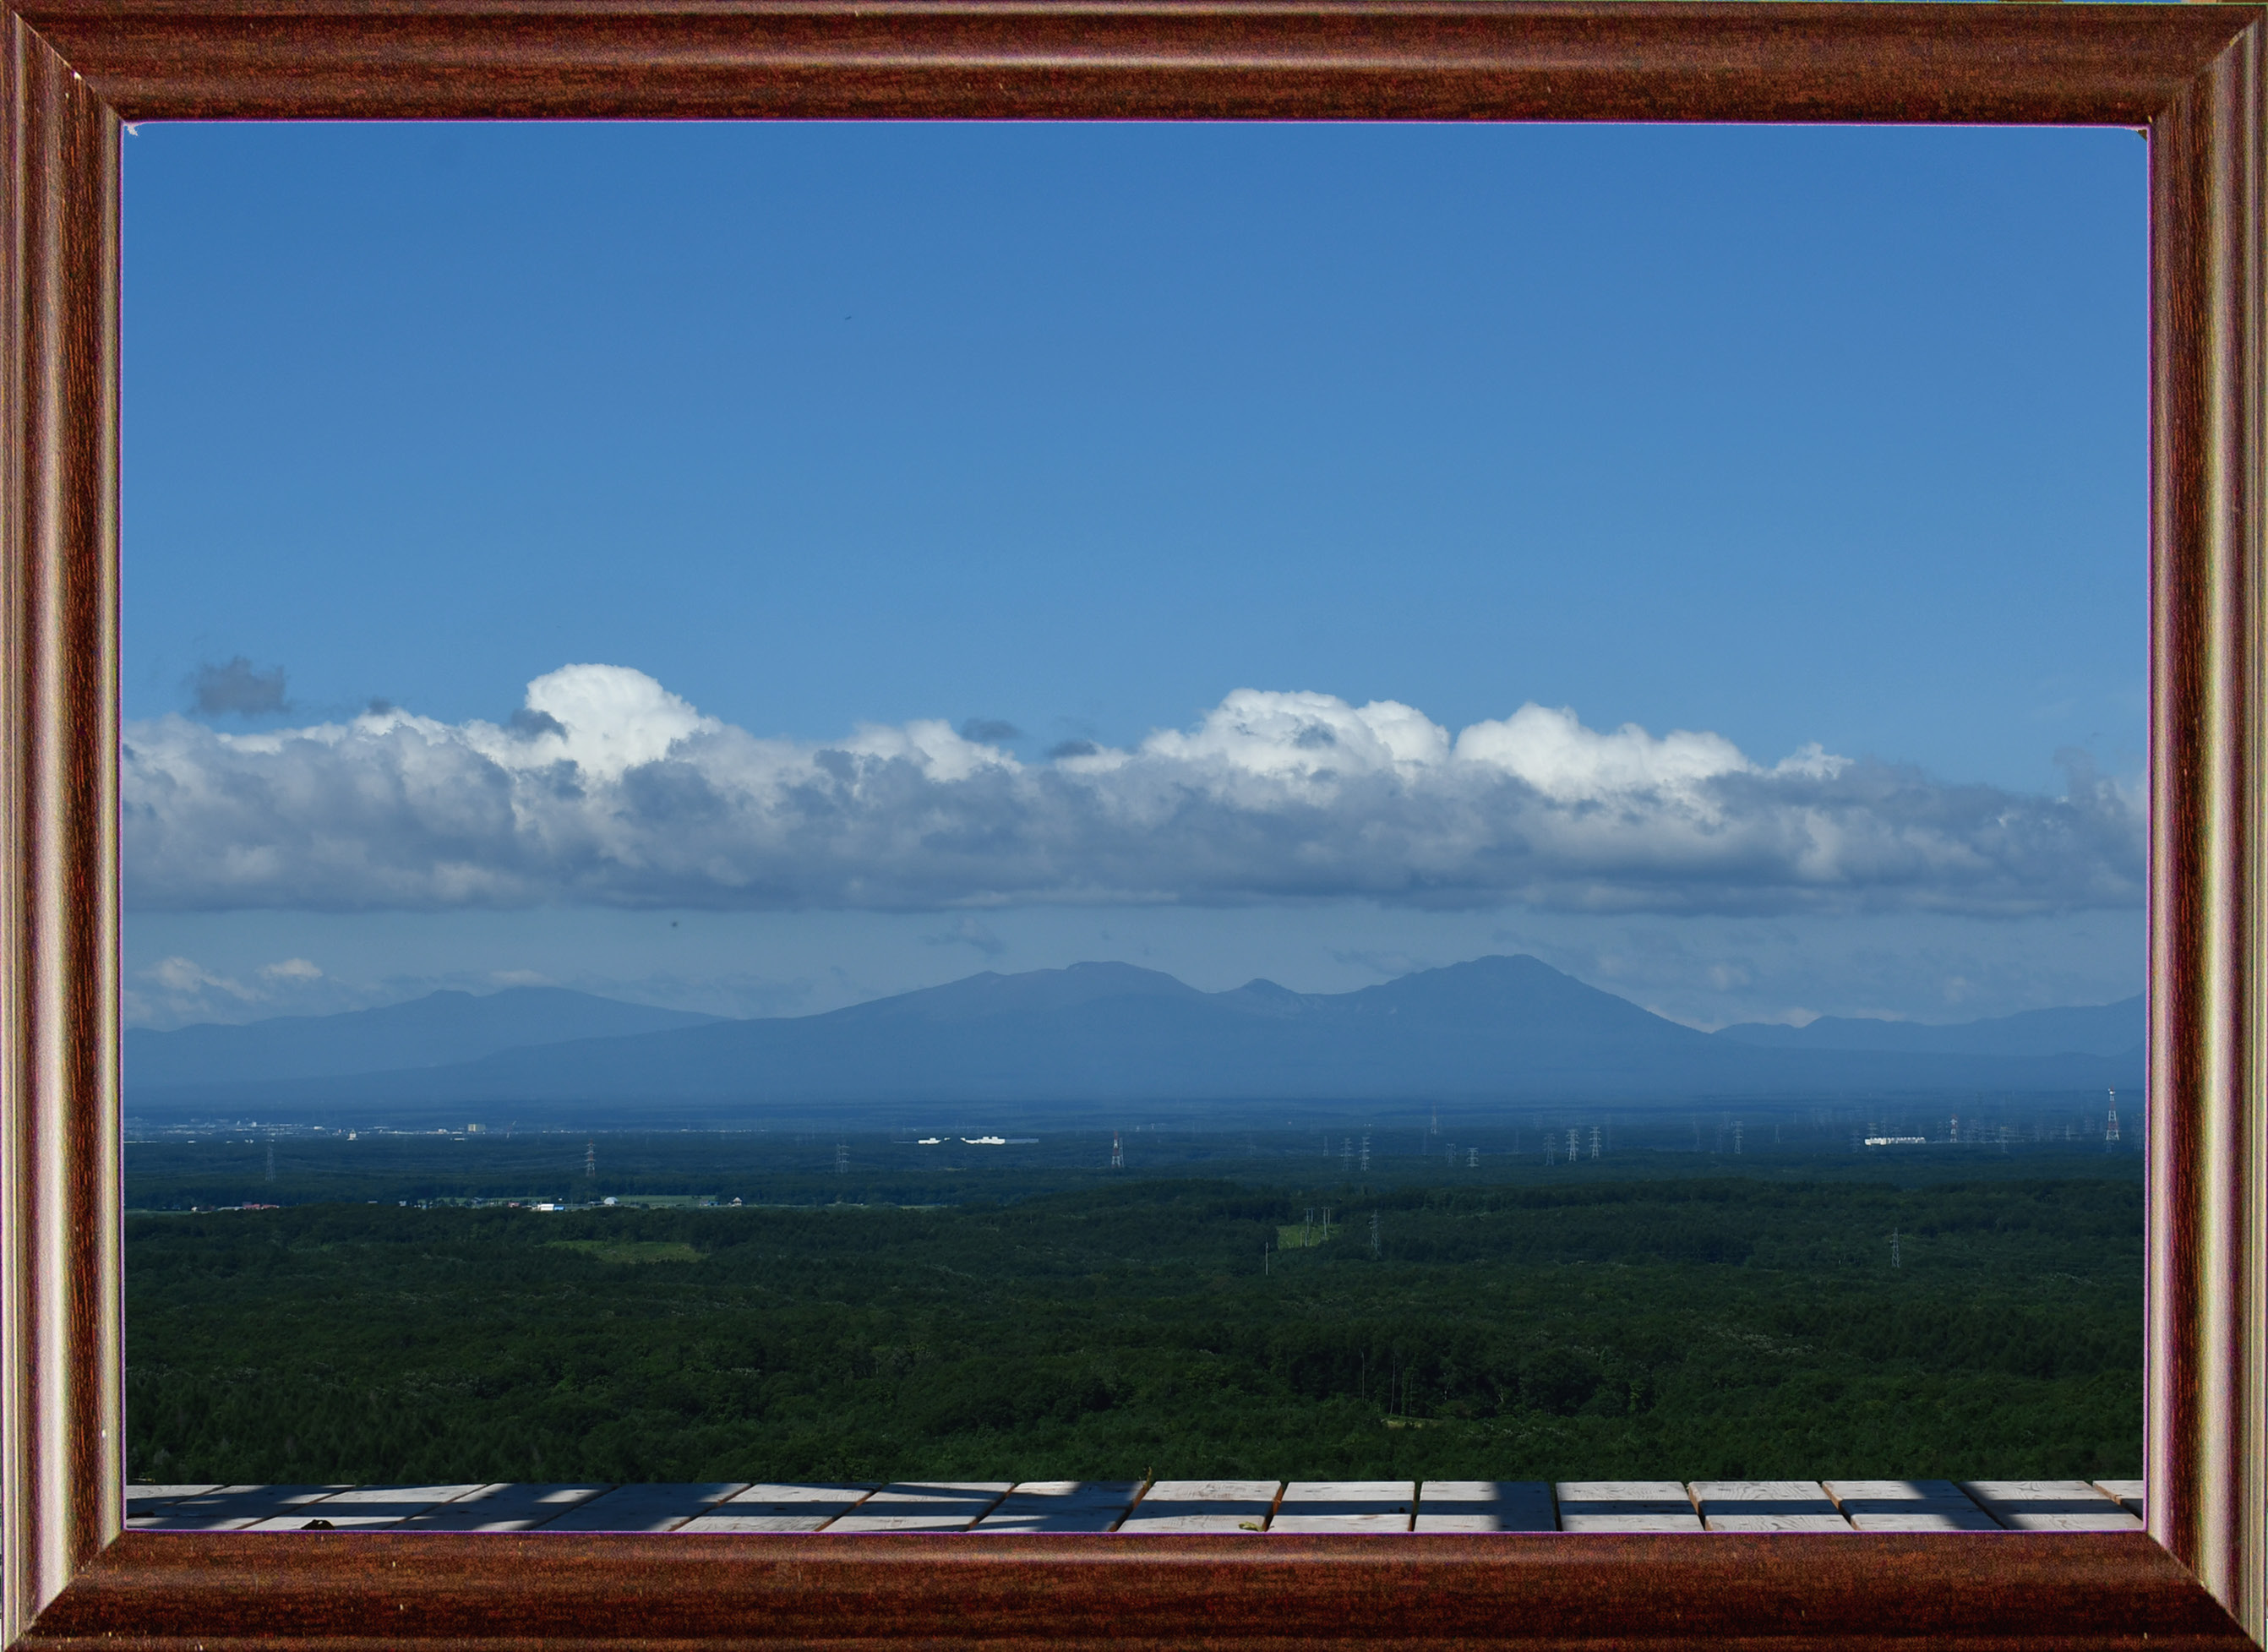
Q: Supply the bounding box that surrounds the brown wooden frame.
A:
[0,1,2260,1644]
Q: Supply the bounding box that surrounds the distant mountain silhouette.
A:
[127,957,2144,1119]
[127,987,719,1089]
[1713,996,2141,1059]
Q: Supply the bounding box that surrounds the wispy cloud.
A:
[924,915,1010,957]
[188,656,288,717]
[122,664,2145,918]
[124,953,333,1028]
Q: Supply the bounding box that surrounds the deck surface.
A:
[126,1477,2145,1533]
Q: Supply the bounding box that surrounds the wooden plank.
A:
[537,1484,747,1533]
[126,1485,351,1532]
[1556,1481,1702,1533]
[680,1483,880,1534]
[1822,1480,1998,1533]
[1414,1480,1557,1533]
[1690,1480,1848,1532]
[824,1482,1011,1533]
[1270,1480,1414,1532]
[1960,1481,2143,1532]
[1116,1480,1279,1533]
[241,1485,486,1531]
[2095,1480,2146,1522]
[394,1484,610,1532]
[973,1482,1143,1533]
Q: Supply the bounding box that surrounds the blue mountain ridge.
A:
[127,986,719,1089]
[128,955,2143,1114]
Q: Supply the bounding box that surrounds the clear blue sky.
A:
[120,119,2147,1031]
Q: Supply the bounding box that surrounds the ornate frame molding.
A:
[2,3,2260,1644]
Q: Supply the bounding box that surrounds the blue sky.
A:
[121,120,2147,1030]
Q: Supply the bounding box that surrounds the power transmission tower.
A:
[1360,1134,1371,1174]
[585,1140,595,1180]
[1370,1208,1381,1258]
[1341,1137,1352,1175]
[1567,1127,1578,1163]
[1431,1104,1439,1137]
[1890,1229,1901,1269]
[1733,1120,1743,1155]
[1466,1147,1478,1169]
[1589,1126,1600,1160]
[2107,1088,2121,1146]
[264,1139,275,1184]
[834,1141,848,1175]
[1111,1131,1124,1169]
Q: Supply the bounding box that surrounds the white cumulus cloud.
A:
[120,664,2144,917]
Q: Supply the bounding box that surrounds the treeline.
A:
[125,1175,2140,1487]
[121,1127,2143,1213]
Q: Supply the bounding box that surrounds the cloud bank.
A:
[123,665,2144,917]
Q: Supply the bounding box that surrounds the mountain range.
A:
[126,987,717,1091]
[125,957,2144,1123]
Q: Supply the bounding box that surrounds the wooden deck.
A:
[126,1477,2146,1533]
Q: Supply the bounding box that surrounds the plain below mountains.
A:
[126,957,2144,1120]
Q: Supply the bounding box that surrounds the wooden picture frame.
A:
[0,2,2260,1644]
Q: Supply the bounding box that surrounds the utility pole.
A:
[264,1138,275,1184]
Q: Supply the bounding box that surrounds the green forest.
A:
[126,1132,2141,1487]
